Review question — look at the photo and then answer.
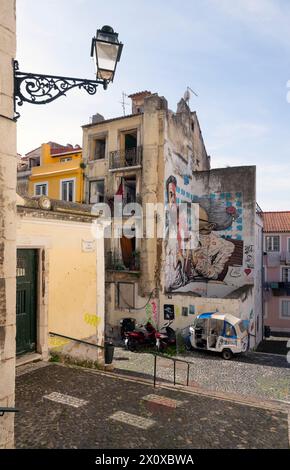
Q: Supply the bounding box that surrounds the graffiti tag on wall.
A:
[244,244,254,276]
[84,313,101,327]
[145,300,158,326]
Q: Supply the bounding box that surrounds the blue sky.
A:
[17,0,290,210]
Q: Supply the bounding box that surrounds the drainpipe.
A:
[94,218,111,364]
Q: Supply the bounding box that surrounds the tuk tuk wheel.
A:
[222,349,233,360]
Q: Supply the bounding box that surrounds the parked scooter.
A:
[155,321,176,351]
[124,321,156,351]
[120,318,136,340]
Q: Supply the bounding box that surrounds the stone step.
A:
[16,352,42,367]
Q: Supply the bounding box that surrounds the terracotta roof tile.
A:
[128,91,152,98]
[262,211,290,232]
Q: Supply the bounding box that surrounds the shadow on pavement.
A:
[176,348,290,369]
[256,339,288,356]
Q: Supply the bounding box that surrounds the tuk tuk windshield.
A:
[223,321,237,338]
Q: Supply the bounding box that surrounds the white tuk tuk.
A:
[188,312,249,360]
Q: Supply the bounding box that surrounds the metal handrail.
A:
[152,353,191,388]
[0,408,19,417]
[49,332,104,349]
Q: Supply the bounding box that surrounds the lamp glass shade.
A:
[95,41,120,81]
[93,26,122,82]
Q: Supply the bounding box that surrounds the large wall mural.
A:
[164,173,255,298]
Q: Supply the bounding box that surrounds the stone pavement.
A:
[113,347,290,402]
[15,362,289,449]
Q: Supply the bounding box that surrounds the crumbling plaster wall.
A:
[0,0,17,449]
[105,96,213,336]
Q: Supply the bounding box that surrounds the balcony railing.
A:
[109,146,142,170]
[264,281,290,296]
[280,251,290,265]
[106,251,140,272]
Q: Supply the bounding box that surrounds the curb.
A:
[23,360,290,415]
[71,362,290,414]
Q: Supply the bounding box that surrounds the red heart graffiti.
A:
[244,268,251,276]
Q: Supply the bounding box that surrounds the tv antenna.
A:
[184,86,198,105]
[119,92,130,116]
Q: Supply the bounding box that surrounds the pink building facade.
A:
[263,212,290,334]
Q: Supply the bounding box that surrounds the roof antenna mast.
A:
[184,86,198,106]
[119,92,130,116]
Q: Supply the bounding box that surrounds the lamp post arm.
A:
[13,60,108,120]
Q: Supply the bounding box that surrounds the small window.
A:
[282,267,290,282]
[123,176,136,205]
[61,179,74,202]
[16,257,26,277]
[30,157,40,168]
[281,300,290,318]
[124,131,137,150]
[60,157,72,163]
[89,180,105,204]
[93,138,106,160]
[288,238,290,252]
[265,236,280,252]
[35,183,47,196]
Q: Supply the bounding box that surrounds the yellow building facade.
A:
[28,143,84,203]
[16,196,106,364]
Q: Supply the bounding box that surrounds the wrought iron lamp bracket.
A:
[13,60,108,120]
[0,407,19,417]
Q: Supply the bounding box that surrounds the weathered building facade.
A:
[16,196,106,364]
[263,211,290,334]
[0,0,17,449]
[82,91,262,347]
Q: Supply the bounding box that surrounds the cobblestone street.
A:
[113,347,290,402]
[15,362,290,449]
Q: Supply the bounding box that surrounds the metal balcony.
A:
[109,146,142,170]
[264,281,290,296]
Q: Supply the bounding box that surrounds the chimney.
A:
[91,113,105,124]
[128,91,152,114]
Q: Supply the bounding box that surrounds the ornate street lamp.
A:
[91,25,123,83]
[14,25,123,120]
